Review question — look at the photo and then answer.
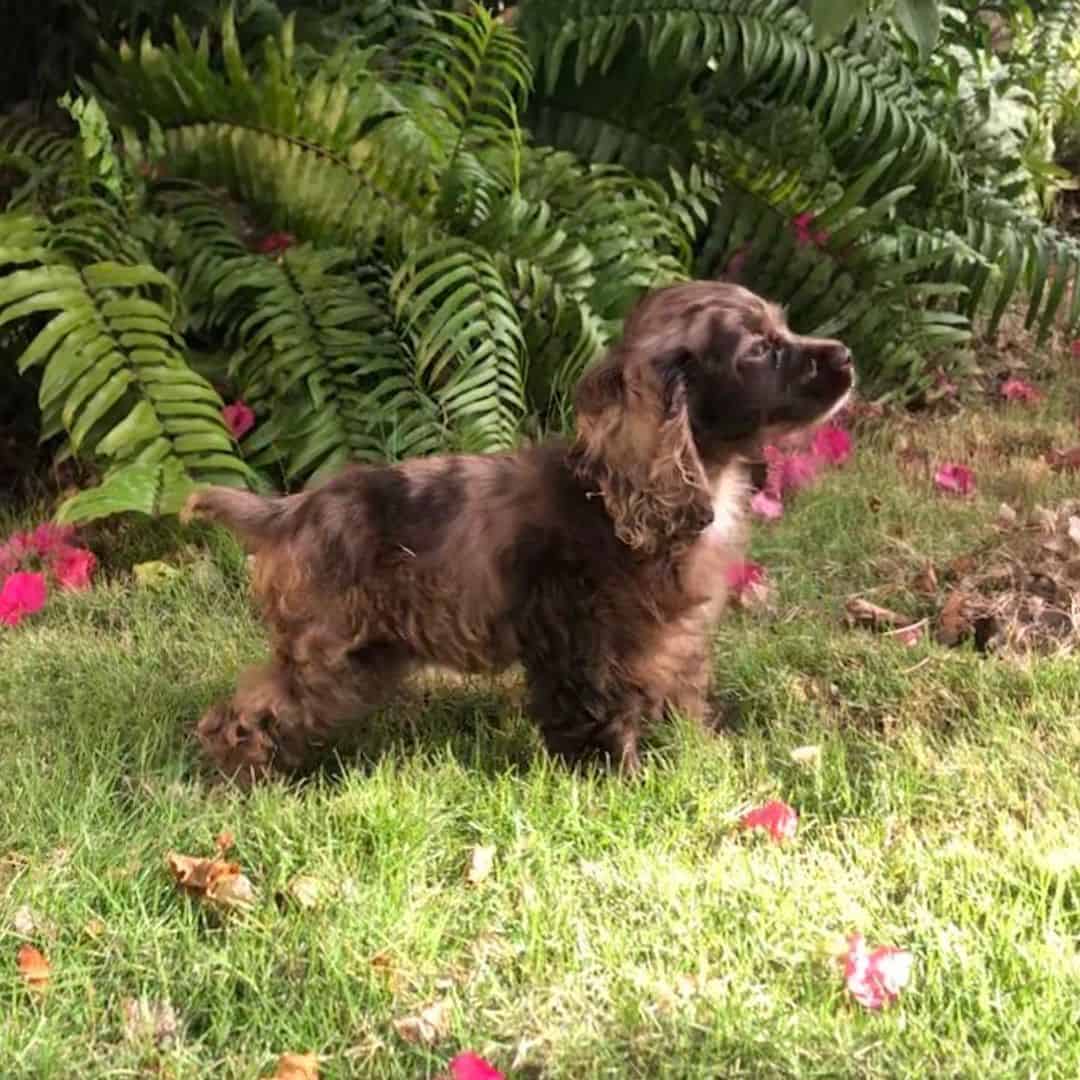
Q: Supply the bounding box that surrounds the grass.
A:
[5,352,1080,1077]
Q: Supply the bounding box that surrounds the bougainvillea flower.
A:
[52,545,97,591]
[750,490,784,521]
[792,212,829,249]
[257,231,296,255]
[933,463,975,496]
[30,522,77,557]
[449,1052,505,1080]
[0,571,47,627]
[843,933,914,1009]
[812,423,853,466]
[1000,377,1041,404]
[726,559,766,598]
[739,799,798,843]
[222,401,256,439]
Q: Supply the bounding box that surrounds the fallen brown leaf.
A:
[844,596,911,629]
[215,831,235,854]
[121,996,179,1048]
[466,845,496,886]
[1046,447,1080,472]
[16,943,50,996]
[912,563,939,596]
[166,851,256,913]
[264,1052,319,1080]
[936,590,974,647]
[393,999,451,1045]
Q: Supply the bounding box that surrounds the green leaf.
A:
[893,0,942,61]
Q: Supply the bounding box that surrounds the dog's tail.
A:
[181,486,289,550]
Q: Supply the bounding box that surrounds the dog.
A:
[183,281,854,783]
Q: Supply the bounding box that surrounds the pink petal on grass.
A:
[450,1052,505,1080]
[764,445,820,497]
[29,522,77,557]
[751,490,784,520]
[812,424,853,466]
[726,559,765,595]
[0,571,47,627]
[740,800,798,843]
[933,463,975,496]
[52,546,97,591]
[222,401,256,439]
[1000,377,1041,404]
[843,933,913,1009]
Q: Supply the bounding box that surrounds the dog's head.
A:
[572,281,854,553]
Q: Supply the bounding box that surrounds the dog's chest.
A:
[683,465,747,605]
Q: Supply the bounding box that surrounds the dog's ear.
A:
[572,346,714,554]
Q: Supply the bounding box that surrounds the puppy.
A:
[184,281,854,782]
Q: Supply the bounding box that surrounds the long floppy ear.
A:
[572,347,714,554]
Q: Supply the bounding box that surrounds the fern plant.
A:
[2,0,1079,523]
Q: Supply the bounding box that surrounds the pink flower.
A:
[0,571,47,627]
[843,934,914,1009]
[30,522,77,558]
[726,559,765,597]
[222,401,256,439]
[1000,377,1040,404]
[51,545,96,591]
[450,1052,505,1080]
[933,463,975,496]
[812,423,853,466]
[764,445,820,497]
[792,212,829,249]
[750,490,784,520]
[257,231,296,255]
[740,799,798,843]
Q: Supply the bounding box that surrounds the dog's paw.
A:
[196,702,276,785]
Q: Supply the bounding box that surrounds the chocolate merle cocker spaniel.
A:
[184,281,854,783]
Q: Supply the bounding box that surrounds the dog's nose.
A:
[827,345,853,371]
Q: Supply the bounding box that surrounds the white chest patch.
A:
[703,464,747,548]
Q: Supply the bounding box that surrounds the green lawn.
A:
[5,364,1080,1077]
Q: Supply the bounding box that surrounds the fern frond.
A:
[392,239,526,449]
[517,0,961,191]
[0,229,249,521]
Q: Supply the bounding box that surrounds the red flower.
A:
[222,401,256,439]
[933,463,975,496]
[51,545,97,591]
[812,423,853,466]
[1000,377,1040,404]
[740,799,798,843]
[750,490,783,521]
[843,933,913,1009]
[450,1052,505,1080]
[792,212,829,249]
[0,571,47,627]
[257,231,296,255]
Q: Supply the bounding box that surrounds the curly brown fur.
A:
[184,281,855,784]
